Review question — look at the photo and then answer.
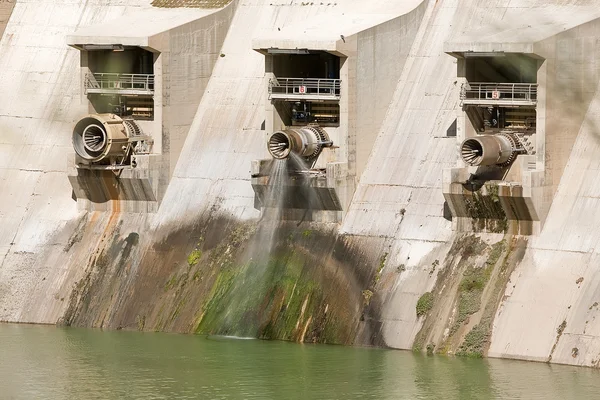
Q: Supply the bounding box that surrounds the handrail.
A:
[85,72,155,93]
[269,77,341,98]
[461,82,537,104]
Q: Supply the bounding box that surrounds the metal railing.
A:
[85,73,155,94]
[460,82,537,105]
[269,78,341,99]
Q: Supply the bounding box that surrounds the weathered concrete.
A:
[66,2,237,211]
[4,0,600,369]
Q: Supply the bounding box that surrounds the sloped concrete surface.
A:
[3,0,600,367]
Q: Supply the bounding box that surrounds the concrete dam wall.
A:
[3,0,600,367]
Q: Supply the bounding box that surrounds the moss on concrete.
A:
[187,249,202,266]
[457,324,487,357]
[416,292,434,317]
[456,237,525,358]
[412,235,485,353]
[362,290,374,306]
[450,263,492,334]
[412,235,527,358]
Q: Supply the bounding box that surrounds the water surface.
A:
[0,323,597,399]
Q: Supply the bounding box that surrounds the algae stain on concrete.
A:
[465,183,508,233]
[412,234,527,357]
[457,237,526,358]
[194,234,357,344]
[60,219,141,328]
[59,211,388,346]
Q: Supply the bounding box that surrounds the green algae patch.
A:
[362,290,374,306]
[412,235,525,356]
[456,237,525,358]
[195,247,331,343]
[452,240,505,333]
[416,292,434,317]
[412,235,486,353]
[187,249,203,266]
[450,263,493,335]
[374,253,388,285]
[457,324,487,358]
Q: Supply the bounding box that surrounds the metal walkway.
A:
[460,82,537,107]
[269,78,341,101]
[85,73,155,96]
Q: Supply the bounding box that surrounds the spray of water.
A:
[253,158,289,254]
[210,153,321,336]
[213,158,290,335]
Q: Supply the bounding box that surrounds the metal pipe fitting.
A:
[460,134,517,166]
[267,126,332,161]
[72,114,140,162]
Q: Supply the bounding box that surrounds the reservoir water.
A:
[1,323,598,399]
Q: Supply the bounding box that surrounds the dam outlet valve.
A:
[460,133,523,167]
[72,114,150,166]
[267,125,333,166]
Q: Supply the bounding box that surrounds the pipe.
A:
[72,114,140,163]
[267,126,332,161]
[460,134,517,166]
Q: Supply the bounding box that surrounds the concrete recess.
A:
[2,0,600,368]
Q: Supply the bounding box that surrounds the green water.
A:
[0,324,598,399]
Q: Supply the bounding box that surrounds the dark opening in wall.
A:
[88,47,154,75]
[275,101,340,127]
[85,46,156,121]
[272,51,340,79]
[465,54,537,83]
[88,95,154,120]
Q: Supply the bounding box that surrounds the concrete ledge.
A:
[67,153,162,212]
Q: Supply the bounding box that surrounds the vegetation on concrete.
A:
[412,235,486,354]
[187,249,202,266]
[190,225,359,345]
[416,292,434,317]
[450,263,491,334]
[557,320,567,335]
[374,253,388,285]
[456,239,526,358]
[362,290,374,306]
[452,241,504,335]
[426,343,435,356]
[164,275,178,292]
[465,183,508,233]
[360,252,388,308]
[548,319,568,362]
[457,324,487,357]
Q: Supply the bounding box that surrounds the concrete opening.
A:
[269,50,342,127]
[444,51,543,235]
[85,46,156,120]
[271,51,340,79]
[250,46,352,220]
[465,53,537,83]
[460,53,539,168]
[275,101,339,127]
